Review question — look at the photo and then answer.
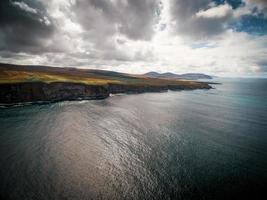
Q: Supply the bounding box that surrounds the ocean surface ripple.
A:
[0,78,267,200]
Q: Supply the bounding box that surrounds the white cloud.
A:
[196,4,233,19]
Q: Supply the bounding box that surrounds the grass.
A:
[0,64,205,87]
[0,70,122,85]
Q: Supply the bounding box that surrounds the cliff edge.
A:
[0,63,212,105]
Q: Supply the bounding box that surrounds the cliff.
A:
[0,63,212,105]
[0,81,211,105]
[0,82,109,104]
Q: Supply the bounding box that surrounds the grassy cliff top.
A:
[0,63,204,87]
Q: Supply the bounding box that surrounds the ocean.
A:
[0,78,267,200]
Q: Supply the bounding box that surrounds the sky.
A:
[0,0,267,76]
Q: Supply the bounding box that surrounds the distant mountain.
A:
[144,72,212,80]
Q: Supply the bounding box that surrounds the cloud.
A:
[0,0,266,77]
[0,0,54,53]
[169,0,234,39]
[72,0,160,42]
[195,4,233,19]
[242,0,267,18]
[246,0,267,8]
[11,1,38,14]
[168,0,267,39]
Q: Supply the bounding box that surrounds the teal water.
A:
[0,78,267,200]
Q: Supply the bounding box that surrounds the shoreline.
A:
[0,83,213,108]
[0,63,213,106]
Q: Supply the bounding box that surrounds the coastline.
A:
[0,81,212,107]
[0,63,213,106]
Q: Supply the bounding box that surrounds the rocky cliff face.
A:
[0,81,212,105]
[0,82,109,104]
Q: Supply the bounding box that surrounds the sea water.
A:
[0,78,267,199]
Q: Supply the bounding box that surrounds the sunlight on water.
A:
[0,78,267,200]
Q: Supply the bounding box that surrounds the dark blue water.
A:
[0,78,267,200]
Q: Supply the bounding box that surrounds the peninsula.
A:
[0,63,212,105]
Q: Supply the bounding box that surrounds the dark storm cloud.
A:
[0,0,54,53]
[73,0,160,42]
